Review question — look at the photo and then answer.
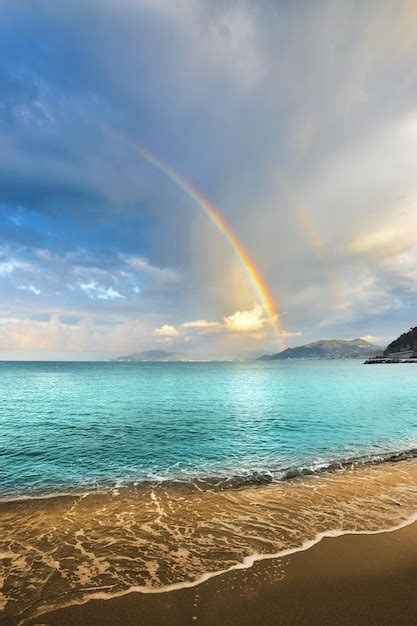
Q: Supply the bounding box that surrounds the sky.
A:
[1,0,417,360]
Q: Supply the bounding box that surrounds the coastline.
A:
[26,519,417,625]
[4,441,417,501]
[3,457,417,624]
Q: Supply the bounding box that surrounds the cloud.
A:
[203,5,265,86]
[17,284,41,295]
[79,281,124,300]
[125,256,179,283]
[360,335,378,343]
[164,305,300,340]
[346,223,416,261]
[0,259,27,276]
[139,0,265,86]
[0,313,153,356]
[223,304,267,333]
[153,324,180,337]
[181,319,221,330]
[280,330,303,338]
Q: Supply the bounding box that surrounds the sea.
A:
[2,359,417,622]
[1,359,417,498]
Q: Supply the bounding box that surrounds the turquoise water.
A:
[1,360,417,498]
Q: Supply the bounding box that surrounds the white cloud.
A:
[157,306,301,344]
[0,317,24,325]
[0,259,26,276]
[17,284,41,295]
[0,313,152,355]
[80,281,124,300]
[100,287,123,300]
[153,324,180,337]
[223,304,267,333]
[181,319,221,330]
[281,330,303,338]
[346,220,417,262]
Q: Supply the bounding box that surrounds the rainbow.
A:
[114,133,283,347]
[274,175,344,306]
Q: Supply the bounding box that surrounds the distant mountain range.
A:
[114,331,416,362]
[259,338,381,360]
[112,349,204,362]
[383,327,417,356]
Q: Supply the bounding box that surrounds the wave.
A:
[2,445,417,503]
[17,507,417,625]
[4,453,417,624]
[278,446,417,480]
[32,510,417,601]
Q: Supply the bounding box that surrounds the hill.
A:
[113,350,202,362]
[383,327,417,356]
[259,338,380,360]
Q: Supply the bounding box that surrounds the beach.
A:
[3,457,417,625]
[25,519,417,626]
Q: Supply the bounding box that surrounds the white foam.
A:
[24,511,417,625]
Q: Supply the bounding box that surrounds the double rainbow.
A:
[274,174,344,307]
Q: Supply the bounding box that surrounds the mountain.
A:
[383,327,417,356]
[113,350,203,362]
[259,338,381,360]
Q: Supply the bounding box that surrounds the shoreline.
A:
[4,457,417,624]
[25,517,417,625]
[3,441,417,503]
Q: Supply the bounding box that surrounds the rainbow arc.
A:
[113,132,283,348]
[274,174,345,306]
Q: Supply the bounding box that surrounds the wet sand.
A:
[4,459,417,624]
[26,520,417,626]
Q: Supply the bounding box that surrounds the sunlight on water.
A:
[1,360,417,497]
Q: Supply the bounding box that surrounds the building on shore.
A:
[366,327,417,363]
[364,348,417,364]
[386,349,417,359]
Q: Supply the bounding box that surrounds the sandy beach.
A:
[2,458,417,625]
[25,519,417,626]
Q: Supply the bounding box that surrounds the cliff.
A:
[383,327,417,356]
